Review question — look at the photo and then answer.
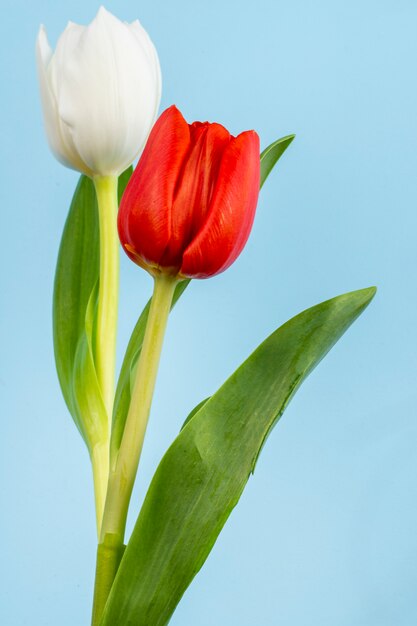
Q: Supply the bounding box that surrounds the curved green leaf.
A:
[72,282,107,449]
[53,175,100,445]
[180,397,210,431]
[53,168,131,450]
[101,286,376,626]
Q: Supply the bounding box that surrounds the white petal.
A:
[47,21,94,175]
[129,20,162,127]
[36,24,52,66]
[50,8,160,175]
[36,7,162,176]
[36,26,83,171]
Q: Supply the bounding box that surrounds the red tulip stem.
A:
[91,534,125,626]
[100,272,178,542]
[91,273,177,624]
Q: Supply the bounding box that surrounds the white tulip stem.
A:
[93,175,119,422]
[91,441,110,537]
[91,175,119,536]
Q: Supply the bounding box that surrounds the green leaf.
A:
[71,281,108,449]
[53,168,131,450]
[260,134,295,188]
[53,175,100,445]
[109,136,293,458]
[180,397,210,431]
[117,168,134,207]
[100,287,376,626]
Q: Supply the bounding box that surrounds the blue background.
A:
[1,0,416,624]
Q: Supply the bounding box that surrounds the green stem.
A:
[91,274,177,623]
[93,175,119,421]
[100,273,178,543]
[91,534,125,626]
[91,443,110,537]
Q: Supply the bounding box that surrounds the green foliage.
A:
[180,397,210,431]
[100,287,376,626]
[260,134,295,187]
[53,169,131,452]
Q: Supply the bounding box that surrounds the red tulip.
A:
[118,105,260,279]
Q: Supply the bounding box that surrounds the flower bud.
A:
[118,106,260,279]
[36,7,161,177]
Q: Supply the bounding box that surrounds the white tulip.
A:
[36,6,161,177]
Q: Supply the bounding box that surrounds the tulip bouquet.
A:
[37,7,376,626]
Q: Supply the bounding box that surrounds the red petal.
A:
[161,122,231,267]
[180,130,260,278]
[118,106,190,268]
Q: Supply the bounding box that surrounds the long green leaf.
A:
[110,135,293,459]
[53,169,131,449]
[53,176,100,445]
[101,286,376,626]
[180,397,210,431]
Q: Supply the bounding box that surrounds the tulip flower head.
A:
[118,106,260,279]
[36,7,161,177]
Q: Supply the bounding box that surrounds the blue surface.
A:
[1,1,417,624]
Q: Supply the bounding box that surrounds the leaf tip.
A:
[341,285,377,316]
[358,285,377,302]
